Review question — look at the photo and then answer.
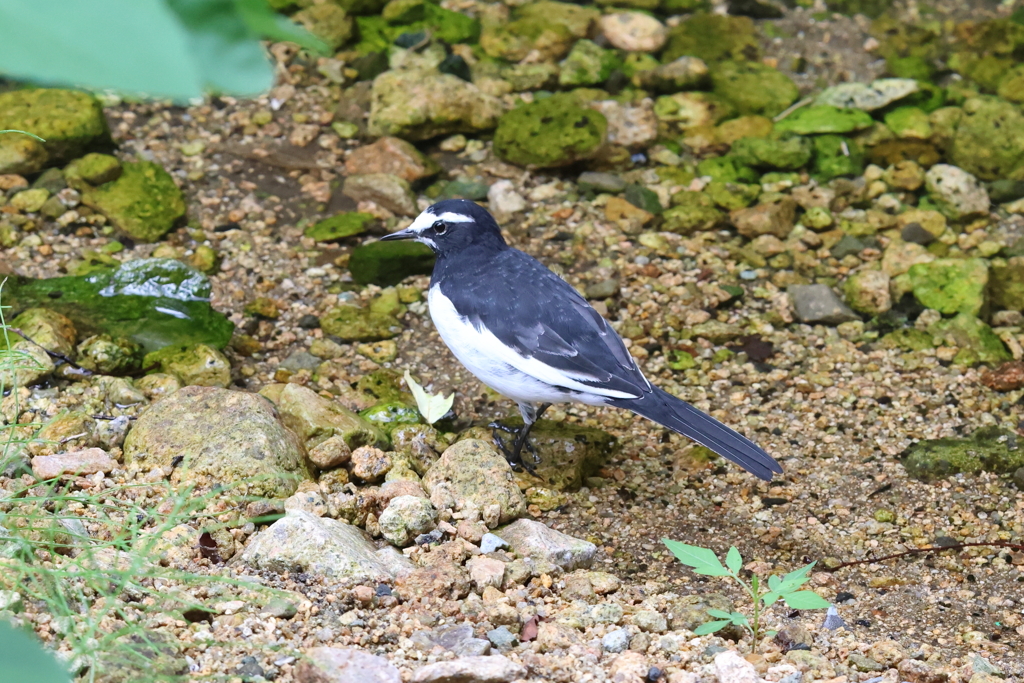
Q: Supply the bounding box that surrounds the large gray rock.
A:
[368,69,503,141]
[422,439,526,527]
[789,284,860,325]
[294,647,401,683]
[496,518,596,571]
[122,386,310,497]
[411,655,526,683]
[238,510,411,582]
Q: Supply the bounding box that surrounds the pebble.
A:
[497,518,596,571]
[486,626,518,650]
[924,164,990,219]
[578,171,625,194]
[487,179,526,219]
[379,495,437,547]
[294,647,401,683]
[30,448,116,480]
[602,629,630,653]
[714,651,760,683]
[599,12,667,52]
[342,173,417,217]
[466,555,505,590]
[410,655,526,683]
[479,533,508,553]
[789,284,860,324]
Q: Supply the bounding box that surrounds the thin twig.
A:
[773,96,815,123]
[825,541,1024,572]
[10,327,92,374]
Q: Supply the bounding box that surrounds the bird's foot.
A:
[489,421,541,476]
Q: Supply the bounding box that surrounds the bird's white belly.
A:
[428,286,607,406]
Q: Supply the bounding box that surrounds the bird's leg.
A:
[489,403,551,476]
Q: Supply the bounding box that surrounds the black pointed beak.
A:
[380,228,416,241]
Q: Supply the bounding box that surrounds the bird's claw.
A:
[489,421,542,476]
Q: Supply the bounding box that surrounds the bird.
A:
[380,199,782,481]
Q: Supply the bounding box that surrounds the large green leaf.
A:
[693,620,730,635]
[662,539,730,576]
[0,621,71,683]
[783,590,831,610]
[0,0,325,102]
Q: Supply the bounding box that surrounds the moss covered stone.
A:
[662,192,723,234]
[481,1,596,62]
[730,132,812,171]
[711,61,799,118]
[143,343,231,387]
[654,92,735,132]
[775,105,873,135]
[493,95,607,168]
[928,313,1009,366]
[64,153,122,190]
[6,308,76,357]
[80,161,186,242]
[991,257,1024,312]
[305,212,374,241]
[558,40,622,87]
[704,181,760,210]
[813,135,865,180]
[294,4,353,50]
[0,88,109,174]
[320,289,406,342]
[348,240,435,286]
[883,106,932,140]
[360,402,421,434]
[696,155,759,183]
[903,427,1024,482]
[948,97,1024,181]
[879,327,933,351]
[907,258,988,316]
[661,12,759,64]
[76,334,142,374]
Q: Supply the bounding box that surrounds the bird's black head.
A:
[379,199,507,255]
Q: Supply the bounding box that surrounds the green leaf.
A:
[706,608,733,619]
[783,591,832,610]
[0,0,324,102]
[761,591,780,608]
[0,621,71,683]
[662,540,730,576]
[729,611,750,627]
[768,574,782,591]
[693,620,731,635]
[725,546,742,573]
[404,371,454,425]
[773,561,817,594]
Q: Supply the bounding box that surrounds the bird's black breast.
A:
[432,246,649,398]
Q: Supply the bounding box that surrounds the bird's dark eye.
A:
[432,221,447,235]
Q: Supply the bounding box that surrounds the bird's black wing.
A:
[440,248,649,399]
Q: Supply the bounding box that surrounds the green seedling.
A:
[663,539,831,648]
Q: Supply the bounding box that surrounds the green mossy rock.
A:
[3,259,233,353]
[493,95,607,168]
[80,161,186,242]
[997,64,1024,103]
[558,40,622,87]
[730,132,813,171]
[294,3,353,50]
[654,92,735,131]
[990,257,1024,312]
[948,97,1024,181]
[481,2,596,62]
[77,334,142,375]
[64,153,122,190]
[661,12,759,64]
[813,135,865,180]
[879,327,934,351]
[143,343,231,387]
[662,192,724,234]
[825,0,890,17]
[355,368,414,406]
[903,427,1024,482]
[348,240,435,286]
[884,106,932,139]
[775,105,874,135]
[711,61,799,118]
[0,88,109,174]
[907,258,988,316]
[360,402,422,434]
[305,213,374,242]
[5,308,76,357]
[320,288,406,342]
[123,386,310,497]
[696,155,758,183]
[704,181,760,210]
[928,313,1009,366]
[260,382,388,451]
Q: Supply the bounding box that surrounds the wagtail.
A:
[381,199,781,481]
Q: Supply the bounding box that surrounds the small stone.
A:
[898,659,948,683]
[816,78,918,111]
[789,284,860,324]
[497,518,596,571]
[342,174,417,217]
[80,161,186,243]
[633,56,709,93]
[578,172,625,194]
[982,361,1024,392]
[599,12,667,53]
[261,597,298,619]
[244,296,279,319]
[605,196,654,233]
[775,105,874,135]
[902,426,1023,482]
[305,212,374,242]
[31,448,116,480]
[602,629,630,653]
[907,258,988,317]
[368,69,502,141]
[345,136,439,183]
[591,100,658,151]
[487,180,526,220]
[379,495,437,547]
[295,647,401,683]
[730,196,797,239]
[142,343,230,388]
[487,626,518,650]
[422,440,526,526]
[411,655,526,683]
[466,556,506,591]
[350,446,393,483]
[714,650,760,683]
[480,533,508,554]
[924,164,990,221]
[635,610,668,633]
[844,269,892,315]
[586,278,620,300]
[10,188,49,212]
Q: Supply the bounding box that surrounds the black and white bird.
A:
[381,199,782,481]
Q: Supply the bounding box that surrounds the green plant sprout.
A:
[1,278,48,471]
[404,370,454,425]
[663,539,831,648]
[0,129,46,141]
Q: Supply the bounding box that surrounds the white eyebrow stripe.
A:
[435,211,475,223]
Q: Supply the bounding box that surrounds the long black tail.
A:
[612,387,782,481]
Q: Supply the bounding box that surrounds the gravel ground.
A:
[2,1,1024,681]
